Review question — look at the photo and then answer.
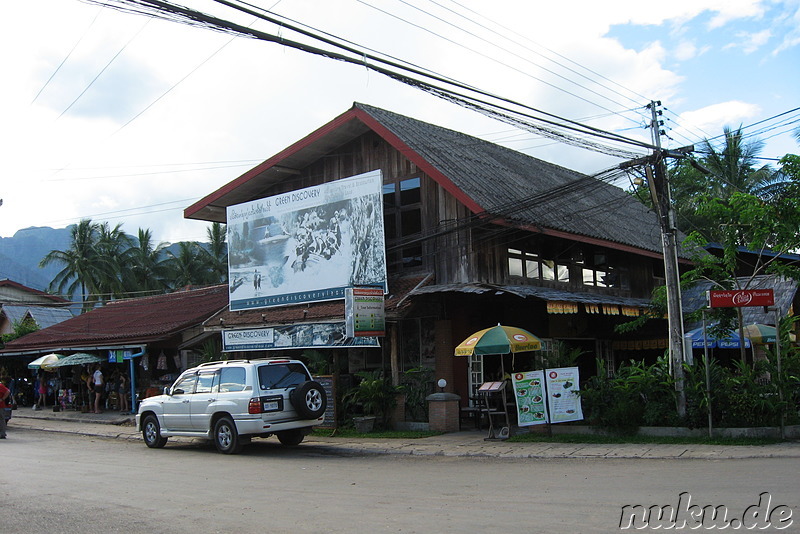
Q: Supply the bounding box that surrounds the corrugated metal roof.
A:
[187,103,672,257]
[2,305,73,329]
[355,103,668,256]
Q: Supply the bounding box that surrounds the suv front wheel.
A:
[142,415,168,448]
[290,381,327,419]
[214,416,242,454]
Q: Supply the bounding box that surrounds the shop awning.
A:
[408,283,651,315]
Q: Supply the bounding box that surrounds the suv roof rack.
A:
[195,357,299,368]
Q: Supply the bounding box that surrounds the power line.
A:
[359,0,645,123]
[83,0,656,158]
[31,7,105,105]
[56,18,152,121]
[440,0,654,108]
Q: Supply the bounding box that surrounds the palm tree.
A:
[698,126,786,200]
[164,241,210,289]
[200,222,228,284]
[39,219,103,311]
[94,222,133,301]
[666,126,790,241]
[125,228,171,294]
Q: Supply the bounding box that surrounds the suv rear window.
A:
[258,363,310,390]
[219,367,247,393]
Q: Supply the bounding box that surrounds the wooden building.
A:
[187,103,682,402]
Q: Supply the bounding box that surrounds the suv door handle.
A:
[207,398,216,403]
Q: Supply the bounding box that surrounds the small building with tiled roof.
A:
[0,304,74,335]
[0,279,69,306]
[185,103,678,412]
[0,285,229,398]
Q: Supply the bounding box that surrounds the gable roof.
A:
[1,304,74,329]
[0,279,68,304]
[185,102,666,257]
[0,285,229,355]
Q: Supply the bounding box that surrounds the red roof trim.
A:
[185,108,367,219]
[350,108,485,214]
[185,105,485,219]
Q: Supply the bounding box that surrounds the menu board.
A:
[512,370,548,426]
[512,367,584,426]
[545,367,583,423]
[313,375,337,429]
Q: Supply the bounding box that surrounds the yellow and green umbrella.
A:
[455,324,542,356]
[27,353,63,371]
[742,324,796,344]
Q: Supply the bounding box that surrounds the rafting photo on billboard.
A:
[226,170,387,310]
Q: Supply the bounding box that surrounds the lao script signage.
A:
[708,289,774,308]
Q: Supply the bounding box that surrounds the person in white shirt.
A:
[92,365,104,414]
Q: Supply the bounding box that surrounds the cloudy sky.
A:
[2,0,798,244]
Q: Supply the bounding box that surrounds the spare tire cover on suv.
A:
[290,381,327,419]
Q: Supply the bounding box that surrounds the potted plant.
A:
[344,370,398,432]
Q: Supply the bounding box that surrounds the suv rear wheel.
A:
[214,416,242,454]
[290,381,326,419]
[277,428,305,446]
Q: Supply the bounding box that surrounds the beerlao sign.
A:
[707,289,774,308]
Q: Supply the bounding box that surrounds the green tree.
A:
[126,228,171,294]
[39,219,105,311]
[1,317,40,346]
[164,241,211,288]
[659,126,791,240]
[200,222,228,284]
[94,222,134,301]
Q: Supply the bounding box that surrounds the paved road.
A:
[3,427,799,533]
[9,408,800,460]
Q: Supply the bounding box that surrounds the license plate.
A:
[262,401,279,411]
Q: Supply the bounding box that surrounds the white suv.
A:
[136,358,326,454]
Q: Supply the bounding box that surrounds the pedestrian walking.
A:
[0,380,10,439]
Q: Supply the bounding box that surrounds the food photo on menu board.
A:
[511,370,548,426]
[512,367,584,426]
[545,367,584,423]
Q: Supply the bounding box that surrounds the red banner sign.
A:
[708,289,774,308]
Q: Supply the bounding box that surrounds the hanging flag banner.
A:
[226,170,387,310]
[545,367,583,423]
[512,370,548,426]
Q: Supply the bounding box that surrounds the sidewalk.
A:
[7,406,800,460]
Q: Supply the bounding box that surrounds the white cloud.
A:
[678,101,762,135]
[725,29,772,53]
[1,0,796,244]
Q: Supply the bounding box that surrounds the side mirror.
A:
[163,387,171,396]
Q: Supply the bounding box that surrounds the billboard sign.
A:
[226,170,387,310]
[708,289,774,308]
[222,324,380,352]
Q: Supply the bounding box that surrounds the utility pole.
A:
[647,100,687,417]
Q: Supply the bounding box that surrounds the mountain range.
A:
[0,226,73,291]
